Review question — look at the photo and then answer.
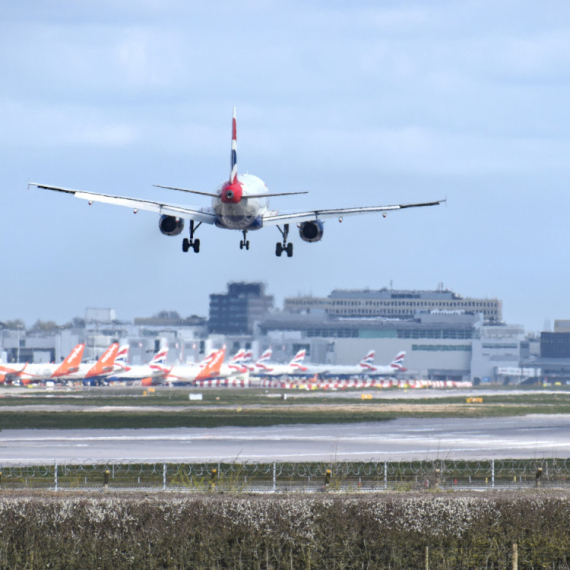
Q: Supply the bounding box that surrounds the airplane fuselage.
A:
[213,174,270,230]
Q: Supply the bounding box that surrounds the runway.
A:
[1,414,570,464]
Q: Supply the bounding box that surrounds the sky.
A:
[1,0,570,332]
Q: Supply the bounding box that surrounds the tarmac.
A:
[2,414,570,464]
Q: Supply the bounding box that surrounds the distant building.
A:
[284,287,502,324]
[85,308,116,323]
[209,282,274,335]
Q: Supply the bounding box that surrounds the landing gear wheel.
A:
[240,241,244,250]
[245,241,250,250]
[286,243,293,257]
[193,239,200,253]
[182,238,190,253]
[276,242,283,257]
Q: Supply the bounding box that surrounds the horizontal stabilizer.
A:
[153,185,218,198]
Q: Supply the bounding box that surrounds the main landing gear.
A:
[182,220,201,253]
[239,229,250,250]
[276,224,293,257]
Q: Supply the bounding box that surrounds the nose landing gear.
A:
[276,224,293,257]
[239,230,250,250]
[182,220,201,253]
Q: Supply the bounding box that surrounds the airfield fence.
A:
[0,458,569,492]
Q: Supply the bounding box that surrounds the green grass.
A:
[3,387,570,429]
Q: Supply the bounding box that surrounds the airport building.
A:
[0,282,537,383]
[284,287,502,324]
[208,282,274,336]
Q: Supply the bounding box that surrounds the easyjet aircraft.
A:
[30,109,444,257]
[59,343,120,385]
[162,348,226,385]
[0,344,85,385]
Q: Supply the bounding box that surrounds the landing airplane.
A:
[30,110,444,257]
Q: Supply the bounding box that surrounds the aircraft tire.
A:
[182,238,190,253]
[276,242,283,257]
[246,241,250,250]
[286,243,293,257]
[193,239,200,253]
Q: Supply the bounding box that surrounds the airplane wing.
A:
[262,199,445,225]
[29,183,217,224]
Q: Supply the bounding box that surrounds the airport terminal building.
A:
[0,283,534,383]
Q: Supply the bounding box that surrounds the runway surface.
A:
[2,414,570,464]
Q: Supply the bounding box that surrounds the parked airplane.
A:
[162,348,226,385]
[0,344,85,385]
[317,351,407,379]
[107,345,169,386]
[30,109,444,257]
[251,349,307,377]
[62,343,120,385]
[362,351,407,376]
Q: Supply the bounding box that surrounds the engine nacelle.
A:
[299,220,324,243]
[159,215,184,236]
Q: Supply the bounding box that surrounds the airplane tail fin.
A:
[230,107,238,183]
[51,344,85,378]
[359,350,375,369]
[257,348,272,364]
[230,349,246,364]
[196,347,226,380]
[149,347,169,371]
[390,351,407,372]
[290,349,306,369]
[114,344,130,371]
[85,343,119,379]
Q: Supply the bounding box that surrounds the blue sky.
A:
[2,0,570,331]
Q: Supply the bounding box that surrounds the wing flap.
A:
[30,183,217,224]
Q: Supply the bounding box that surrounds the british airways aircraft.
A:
[30,109,444,257]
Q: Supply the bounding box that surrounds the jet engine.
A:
[159,215,184,236]
[299,220,324,243]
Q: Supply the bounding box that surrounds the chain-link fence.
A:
[0,458,568,492]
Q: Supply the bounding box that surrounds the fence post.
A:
[536,467,542,487]
[425,545,429,570]
[384,461,388,489]
[324,469,331,492]
[273,462,276,492]
[104,470,110,491]
[163,463,167,491]
[491,459,495,489]
[54,461,58,492]
[209,469,217,492]
[512,543,518,570]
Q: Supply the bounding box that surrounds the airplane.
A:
[360,351,407,377]
[30,109,444,258]
[311,350,407,379]
[106,345,169,386]
[0,344,85,385]
[250,349,307,377]
[59,343,120,386]
[162,348,226,385]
